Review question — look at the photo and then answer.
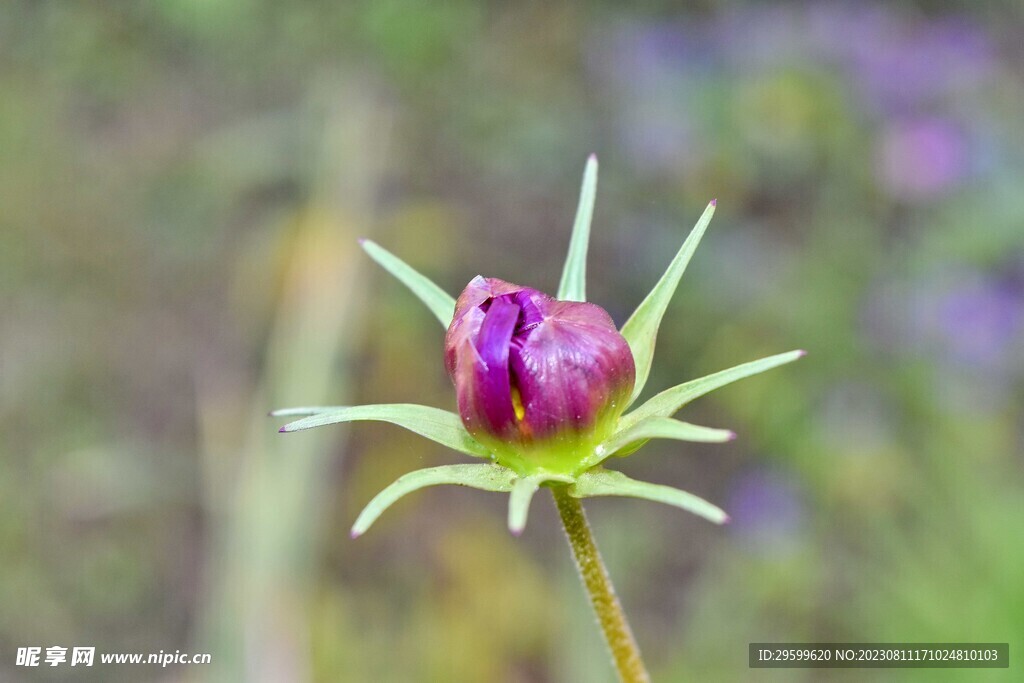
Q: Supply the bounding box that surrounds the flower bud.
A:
[445,276,635,474]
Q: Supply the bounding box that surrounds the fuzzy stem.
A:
[552,486,650,683]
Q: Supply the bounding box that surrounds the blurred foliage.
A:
[1,1,1022,681]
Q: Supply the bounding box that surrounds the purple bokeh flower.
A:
[877,118,970,199]
[864,266,1024,375]
[808,6,994,115]
[445,276,635,456]
[935,274,1024,370]
[589,20,708,175]
[727,468,805,548]
[588,4,995,185]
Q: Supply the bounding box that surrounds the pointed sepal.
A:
[351,463,516,537]
[581,417,735,468]
[507,473,574,535]
[569,468,729,524]
[619,349,806,430]
[274,404,491,459]
[620,201,717,405]
[270,405,350,417]
[360,239,456,328]
[557,154,599,302]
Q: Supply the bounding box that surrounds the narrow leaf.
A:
[582,417,734,467]
[620,201,717,405]
[360,239,455,328]
[620,349,806,431]
[351,464,516,537]
[557,154,599,302]
[570,469,728,524]
[277,403,490,458]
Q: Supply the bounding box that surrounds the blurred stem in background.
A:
[194,78,391,682]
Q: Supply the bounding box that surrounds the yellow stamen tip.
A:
[511,386,526,421]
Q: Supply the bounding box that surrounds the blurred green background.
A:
[2,2,1022,681]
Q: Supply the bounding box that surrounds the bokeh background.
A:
[2,2,1022,681]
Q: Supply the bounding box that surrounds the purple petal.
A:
[510,300,635,438]
[472,298,520,434]
[445,276,532,377]
[510,290,546,329]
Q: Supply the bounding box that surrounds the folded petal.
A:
[460,297,519,441]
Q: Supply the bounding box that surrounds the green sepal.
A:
[270,406,349,417]
[620,201,716,406]
[351,463,517,537]
[557,155,598,302]
[619,349,806,431]
[360,239,455,328]
[274,404,490,459]
[507,473,574,535]
[580,417,734,468]
[569,468,728,524]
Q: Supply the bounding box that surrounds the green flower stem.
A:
[552,486,651,683]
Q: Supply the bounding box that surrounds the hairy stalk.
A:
[552,486,650,683]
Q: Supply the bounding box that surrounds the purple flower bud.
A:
[445,276,636,472]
